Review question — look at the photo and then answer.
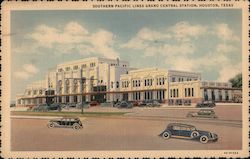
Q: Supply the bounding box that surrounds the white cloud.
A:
[23,64,39,74]
[121,27,171,50]
[168,21,207,42]
[14,64,39,80]
[22,21,119,58]
[217,63,241,82]
[64,22,89,35]
[216,43,237,53]
[214,23,239,41]
[89,29,119,58]
[14,71,31,80]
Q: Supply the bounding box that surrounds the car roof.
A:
[61,117,79,120]
[168,123,195,128]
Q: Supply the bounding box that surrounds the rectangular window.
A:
[177,89,179,97]
[192,88,194,97]
[170,89,172,98]
[157,78,159,85]
[138,80,140,87]
[116,81,119,88]
[173,89,176,97]
[172,77,175,82]
[188,88,191,97]
[73,65,78,70]
[185,88,187,97]
[162,78,165,85]
[81,64,86,69]
[144,79,147,86]
[65,67,70,71]
[111,82,113,89]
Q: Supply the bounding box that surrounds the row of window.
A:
[58,63,96,72]
[132,80,141,87]
[171,77,198,82]
[156,77,165,85]
[144,79,153,86]
[170,89,179,98]
[121,81,129,88]
[132,91,165,100]
[185,88,194,97]
[27,90,43,95]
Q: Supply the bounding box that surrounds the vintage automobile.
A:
[89,101,99,106]
[138,100,161,107]
[187,109,218,118]
[47,117,83,130]
[196,101,216,108]
[159,123,218,144]
[146,100,161,107]
[32,103,62,112]
[116,101,133,108]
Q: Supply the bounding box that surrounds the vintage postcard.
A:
[1,0,249,158]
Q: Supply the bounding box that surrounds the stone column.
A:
[207,89,212,100]
[221,90,226,101]
[214,89,219,101]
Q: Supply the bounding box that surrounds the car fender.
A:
[159,130,171,136]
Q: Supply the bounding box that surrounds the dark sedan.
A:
[116,101,132,108]
[159,123,218,144]
[196,101,216,108]
[47,117,83,130]
[187,109,218,118]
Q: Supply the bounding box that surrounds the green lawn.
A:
[11,111,127,117]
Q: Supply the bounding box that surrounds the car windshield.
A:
[190,127,196,131]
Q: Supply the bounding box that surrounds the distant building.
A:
[16,57,241,106]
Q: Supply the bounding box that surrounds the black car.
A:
[187,109,218,118]
[47,117,83,130]
[196,101,216,108]
[116,101,132,108]
[159,123,218,144]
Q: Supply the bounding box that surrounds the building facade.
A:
[16,57,241,106]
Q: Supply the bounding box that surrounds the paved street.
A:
[11,104,242,151]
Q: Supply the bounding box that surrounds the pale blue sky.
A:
[11,9,242,101]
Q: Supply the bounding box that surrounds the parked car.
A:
[196,101,216,108]
[138,101,147,106]
[32,103,61,112]
[89,101,99,106]
[187,109,218,118]
[117,101,132,108]
[159,123,218,144]
[49,103,62,111]
[146,100,161,107]
[183,100,191,106]
[138,100,161,107]
[47,117,83,130]
[132,101,140,106]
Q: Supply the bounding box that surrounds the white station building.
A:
[16,57,241,106]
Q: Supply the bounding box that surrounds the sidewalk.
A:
[11,115,87,120]
[11,115,60,119]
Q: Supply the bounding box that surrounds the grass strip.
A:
[11,111,127,117]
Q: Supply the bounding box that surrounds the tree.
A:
[229,73,242,88]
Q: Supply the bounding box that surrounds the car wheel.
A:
[162,131,171,139]
[73,124,80,130]
[191,131,199,138]
[48,122,54,128]
[200,135,209,144]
